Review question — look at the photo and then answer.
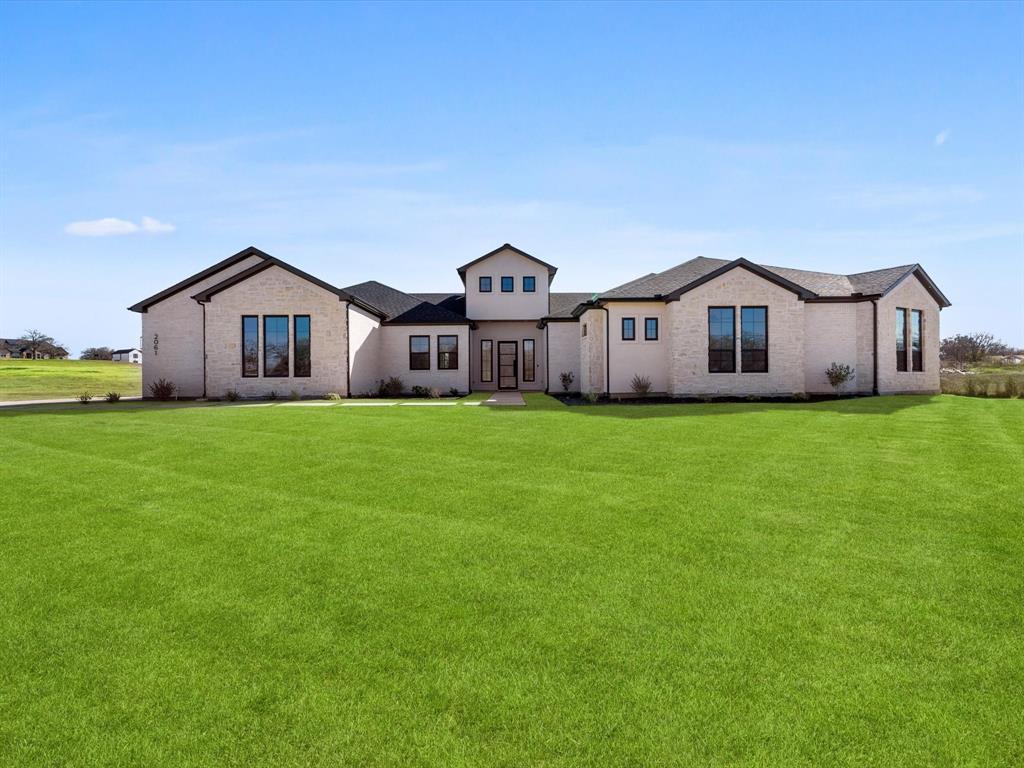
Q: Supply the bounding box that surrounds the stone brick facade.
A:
[876,274,941,394]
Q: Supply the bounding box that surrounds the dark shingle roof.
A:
[111,348,140,354]
[546,292,596,319]
[600,257,729,299]
[410,293,467,316]
[345,282,470,324]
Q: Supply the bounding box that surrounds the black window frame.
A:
[896,308,908,372]
[480,339,493,383]
[500,276,514,293]
[740,306,768,373]
[522,275,536,293]
[263,315,290,378]
[409,335,430,371]
[911,309,923,372]
[621,317,636,341]
[523,339,535,382]
[644,317,659,341]
[479,276,492,293]
[242,315,259,378]
[708,306,736,373]
[438,335,458,370]
[293,314,311,378]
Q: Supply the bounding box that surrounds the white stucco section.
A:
[803,303,863,394]
[470,321,546,391]
[464,248,550,320]
[376,325,471,394]
[578,308,607,395]
[203,265,349,398]
[668,267,805,396]
[139,254,264,397]
[348,305,382,396]
[876,274,942,394]
[546,322,581,393]
[606,301,669,394]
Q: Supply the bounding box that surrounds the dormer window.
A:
[523,276,536,293]
[501,276,514,292]
[479,276,492,293]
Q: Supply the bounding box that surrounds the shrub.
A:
[582,390,599,404]
[825,362,855,395]
[289,389,301,401]
[325,392,342,400]
[630,374,652,397]
[105,392,120,403]
[78,392,92,404]
[449,388,460,397]
[225,389,240,401]
[378,377,403,397]
[149,378,176,401]
[560,371,575,392]
[267,390,279,401]
[428,387,442,399]
[792,392,810,402]
[410,385,429,398]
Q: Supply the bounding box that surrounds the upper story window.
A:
[438,335,458,370]
[645,318,659,341]
[523,276,536,293]
[264,316,289,377]
[501,276,514,293]
[622,317,636,341]
[409,335,430,370]
[708,307,735,373]
[479,276,492,293]
[911,310,923,371]
[294,315,311,377]
[896,308,908,372]
[242,316,258,377]
[741,307,767,372]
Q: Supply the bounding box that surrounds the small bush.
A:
[583,391,600,404]
[149,378,176,401]
[378,377,403,398]
[792,392,810,402]
[825,362,855,395]
[630,374,652,397]
[325,392,342,400]
[289,389,301,401]
[410,385,429,398]
[225,389,240,401]
[78,392,92,404]
[560,371,575,392]
[449,388,460,397]
[428,387,442,399]
[105,391,120,403]
[267,390,279,401]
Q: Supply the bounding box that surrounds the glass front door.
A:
[498,341,518,390]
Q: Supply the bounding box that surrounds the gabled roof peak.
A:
[456,243,558,284]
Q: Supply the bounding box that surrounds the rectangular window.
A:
[242,316,258,377]
[582,323,587,337]
[523,276,536,293]
[523,339,535,382]
[263,316,289,377]
[481,340,493,382]
[622,317,636,341]
[438,335,458,370]
[741,306,768,373]
[293,315,311,377]
[501,276,514,292]
[708,307,736,373]
[896,308,908,372]
[645,317,659,341]
[911,310,923,371]
[479,276,492,293]
[409,335,430,370]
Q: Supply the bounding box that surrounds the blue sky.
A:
[1,0,1021,353]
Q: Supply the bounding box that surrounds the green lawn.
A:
[0,358,142,401]
[1,396,1021,766]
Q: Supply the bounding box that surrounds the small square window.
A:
[479,276,492,293]
[622,317,636,341]
[523,276,536,293]
[501,276,514,292]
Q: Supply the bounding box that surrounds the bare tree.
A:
[81,346,114,360]
[18,329,55,358]
[940,333,1009,367]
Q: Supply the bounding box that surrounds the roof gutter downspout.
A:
[600,305,610,396]
[872,299,879,396]
[201,302,208,399]
[344,301,352,398]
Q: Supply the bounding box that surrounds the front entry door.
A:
[498,341,518,390]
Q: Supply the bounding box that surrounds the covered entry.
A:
[498,341,518,390]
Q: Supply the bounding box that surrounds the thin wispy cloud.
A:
[65,216,175,236]
[934,129,950,146]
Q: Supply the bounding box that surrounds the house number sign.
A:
[153,333,159,356]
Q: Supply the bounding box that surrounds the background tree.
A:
[18,329,55,357]
[940,333,1009,367]
[81,346,114,360]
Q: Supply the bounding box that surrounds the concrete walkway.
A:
[0,395,142,408]
[483,391,526,406]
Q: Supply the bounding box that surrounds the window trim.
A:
[409,335,430,371]
[740,305,768,373]
[896,307,908,372]
[263,315,290,378]
[522,275,536,293]
[479,276,492,293]
[522,338,535,382]
[437,334,459,371]
[708,306,736,374]
[911,309,923,372]
[293,314,311,378]
[500,276,514,293]
[644,317,659,341]
[242,315,259,378]
[621,316,636,341]
[480,339,493,383]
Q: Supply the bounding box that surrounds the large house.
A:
[128,244,949,399]
[0,338,69,360]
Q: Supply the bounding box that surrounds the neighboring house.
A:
[1001,354,1023,365]
[111,348,142,363]
[0,338,69,359]
[128,244,949,399]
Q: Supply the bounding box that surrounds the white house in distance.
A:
[111,347,142,364]
[128,244,949,399]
